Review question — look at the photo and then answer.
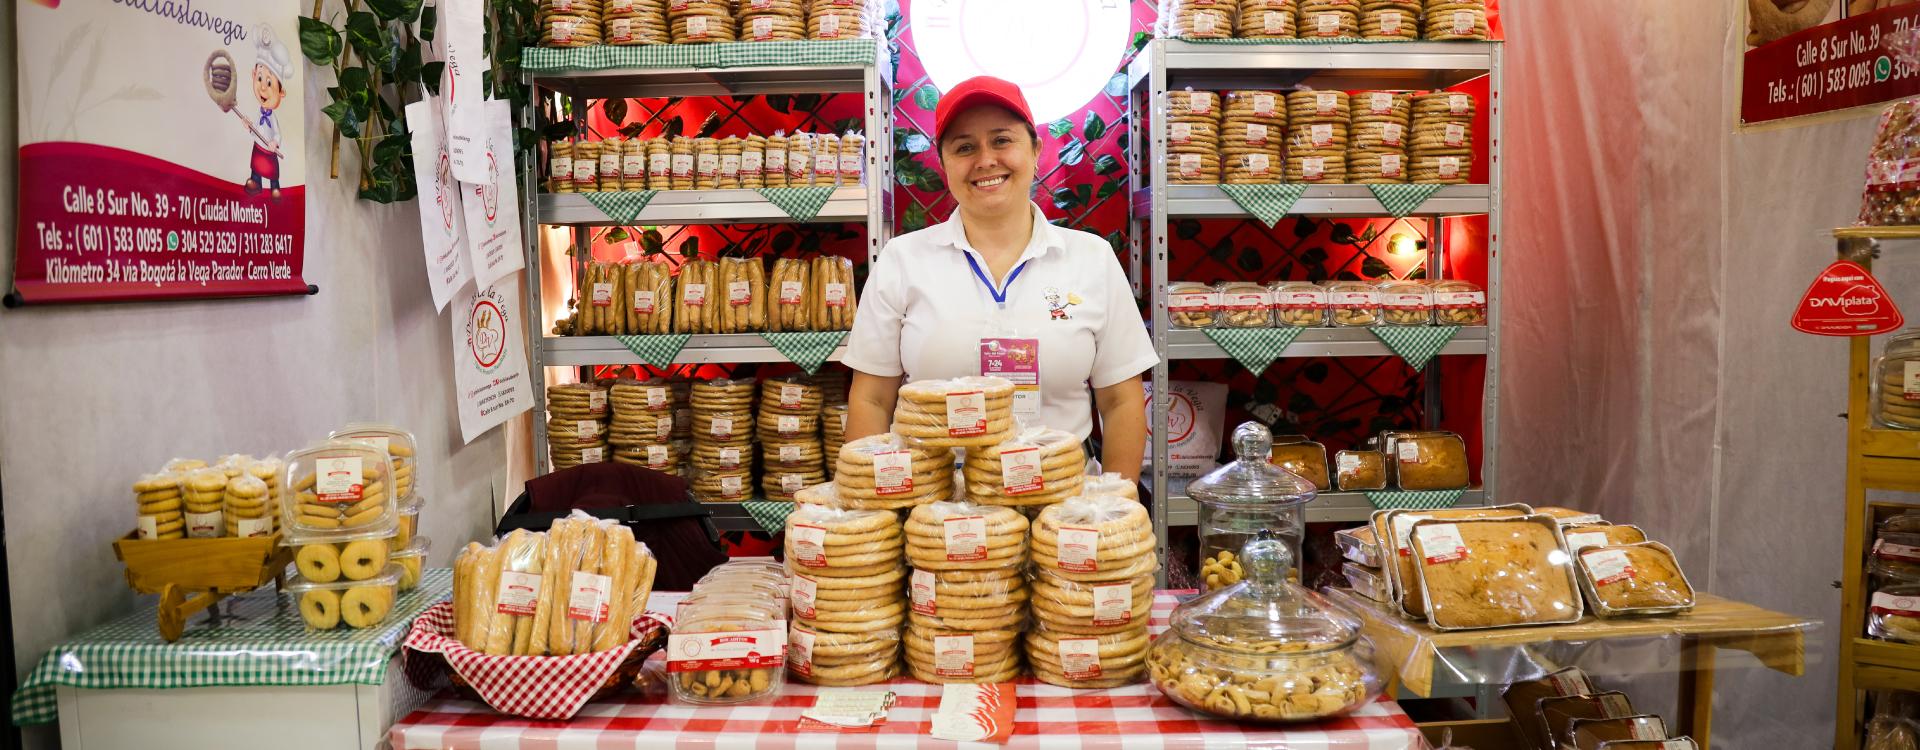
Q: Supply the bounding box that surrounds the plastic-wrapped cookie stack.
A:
[180,468,228,538]
[895,376,1017,452]
[547,382,611,469]
[964,427,1088,508]
[690,378,755,502]
[716,136,743,189]
[785,504,905,685]
[603,0,669,45]
[610,377,679,473]
[693,137,720,190]
[1159,0,1235,39]
[811,133,842,187]
[815,433,951,509]
[785,133,815,186]
[621,138,647,189]
[1168,89,1221,185]
[1424,0,1489,41]
[547,143,576,193]
[134,471,186,540]
[1238,0,1296,38]
[838,133,867,187]
[598,136,625,192]
[1348,90,1411,184]
[669,136,696,191]
[1027,496,1158,687]
[1287,90,1350,184]
[1222,90,1285,185]
[821,403,849,477]
[668,0,735,42]
[905,502,1030,683]
[809,0,873,40]
[739,135,766,189]
[1296,0,1359,38]
[541,0,604,46]
[1409,91,1473,184]
[762,133,789,188]
[220,471,273,539]
[760,375,826,501]
[282,441,403,631]
[571,140,602,193]
[647,138,672,190]
[739,0,804,41]
[1360,0,1419,39]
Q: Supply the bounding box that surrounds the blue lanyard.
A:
[964,252,1029,309]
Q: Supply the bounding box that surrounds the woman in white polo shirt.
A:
[842,76,1158,479]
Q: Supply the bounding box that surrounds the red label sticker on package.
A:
[750,16,776,40]
[1583,549,1636,585]
[840,153,862,176]
[709,416,734,440]
[1445,123,1467,147]
[571,158,595,183]
[1246,153,1271,176]
[720,475,743,498]
[1872,591,1920,617]
[1452,10,1474,34]
[1383,122,1405,146]
[1397,441,1422,463]
[649,152,671,176]
[551,156,573,181]
[632,290,657,315]
[790,524,828,568]
[683,282,707,307]
[1379,153,1404,177]
[751,0,775,7]
[1336,452,1360,473]
[779,384,805,409]
[1302,157,1326,181]
[1060,637,1102,680]
[1225,290,1271,311]
[1565,531,1608,551]
[1315,12,1339,35]
[935,634,976,677]
[1416,523,1469,564]
[600,152,620,177]
[872,450,914,495]
[787,626,816,677]
[553,17,583,42]
[671,153,695,177]
[1332,289,1376,308]
[657,415,673,439]
[720,154,741,177]
[623,152,645,178]
[495,571,542,615]
[1434,291,1486,309]
[777,281,805,306]
[567,571,612,622]
[771,415,797,435]
[780,473,806,493]
[791,574,819,619]
[1380,11,1402,35]
[1253,93,1277,116]
[824,282,849,307]
[1905,362,1920,400]
[1187,91,1212,115]
[236,516,273,538]
[911,569,938,614]
[667,628,787,672]
[766,149,787,172]
[815,153,838,176]
[1091,582,1133,626]
[1311,123,1334,146]
[727,280,752,306]
[1000,446,1044,494]
[1279,289,1327,308]
[742,151,763,174]
[819,13,842,38]
[1057,526,1101,572]
[591,282,615,307]
[581,446,605,463]
[576,419,598,439]
[944,516,988,561]
[648,444,670,468]
[1245,123,1268,146]
[315,456,365,503]
[778,444,803,465]
[1876,539,1920,563]
[1369,92,1394,114]
[669,0,689,9]
[1439,156,1462,179]
[1192,10,1220,33]
[718,446,742,469]
[1450,94,1470,114]
[686,15,711,38]
[185,511,221,538]
[1263,11,1287,35]
[946,391,987,436]
[1178,153,1202,177]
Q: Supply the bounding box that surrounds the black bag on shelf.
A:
[495,462,729,591]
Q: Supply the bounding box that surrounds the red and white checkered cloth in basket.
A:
[391,594,1428,750]
[403,601,671,721]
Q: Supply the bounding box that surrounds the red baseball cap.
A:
[933,76,1035,144]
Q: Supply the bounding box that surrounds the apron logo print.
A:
[1044,287,1083,321]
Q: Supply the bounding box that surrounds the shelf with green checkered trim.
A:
[529,40,890,100]
[539,187,870,226]
[541,333,846,366]
[1163,484,1488,526]
[1136,184,1491,219]
[1127,39,1496,94]
[1162,325,1486,361]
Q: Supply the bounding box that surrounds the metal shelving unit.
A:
[1125,39,1504,583]
[520,42,894,475]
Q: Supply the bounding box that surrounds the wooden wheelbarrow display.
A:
[113,532,293,641]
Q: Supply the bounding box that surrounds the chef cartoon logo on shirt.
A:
[1043,287,1083,321]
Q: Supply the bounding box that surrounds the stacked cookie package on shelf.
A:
[597,136,625,191]
[544,132,864,192]
[610,378,679,473]
[784,504,905,685]
[739,134,767,188]
[1158,0,1235,39]
[540,0,603,46]
[817,432,951,509]
[760,375,826,501]
[894,376,1017,449]
[602,0,669,45]
[690,377,755,502]
[809,0,875,40]
[283,441,404,631]
[451,513,659,654]
[1237,0,1296,39]
[1222,89,1285,185]
[1423,0,1489,40]
[905,502,1030,683]
[822,403,849,477]
[693,137,720,190]
[1027,495,1157,687]
[1349,90,1411,184]
[667,0,735,43]
[962,427,1088,507]
[1360,0,1419,39]
[1409,90,1474,184]
[738,0,804,42]
[1297,0,1359,38]
[1287,89,1350,184]
[1168,89,1222,185]
[547,142,576,193]
[547,382,611,469]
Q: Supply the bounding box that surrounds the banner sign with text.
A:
[11,0,308,304]
[1743,3,1920,126]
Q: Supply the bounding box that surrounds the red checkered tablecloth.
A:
[390,593,1429,750]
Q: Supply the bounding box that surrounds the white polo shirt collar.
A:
[935,201,1065,271]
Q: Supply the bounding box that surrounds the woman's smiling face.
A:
[939,105,1039,216]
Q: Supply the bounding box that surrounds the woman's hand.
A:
[1093,376,1147,482]
[846,370,903,442]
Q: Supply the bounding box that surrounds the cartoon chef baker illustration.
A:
[237,25,290,199]
[1043,287,1082,321]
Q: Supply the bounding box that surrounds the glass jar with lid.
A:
[1147,534,1381,722]
[1186,422,1317,590]
[1874,328,1920,430]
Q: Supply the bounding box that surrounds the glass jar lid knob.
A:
[1232,421,1272,462]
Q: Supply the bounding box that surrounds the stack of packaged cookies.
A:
[760,375,827,501]
[1360,0,1419,39]
[1287,89,1349,184]
[283,441,404,631]
[230,457,284,538]
[1349,90,1411,184]
[808,0,874,40]
[739,0,805,41]
[547,143,576,193]
[1168,89,1222,185]
[824,433,953,509]
[1424,0,1490,40]
[963,427,1088,507]
[547,382,611,469]
[784,504,905,685]
[668,0,735,43]
[693,137,720,190]
[690,377,755,502]
[669,562,786,703]
[1410,91,1474,184]
[541,0,603,46]
[1238,0,1296,38]
[133,472,187,540]
[905,502,1030,683]
[822,404,849,476]
[1297,0,1360,38]
[180,468,229,538]
[602,0,669,45]
[1158,0,1235,39]
[1027,495,1158,687]
[597,137,626,191]
[610,377,679,473]
[452,513,660,655]
[1221,90,1285,185]
[894,376,1017,449]
[328,424,433,591]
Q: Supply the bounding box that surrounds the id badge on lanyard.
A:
[980,314,1040,424]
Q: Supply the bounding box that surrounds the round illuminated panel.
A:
[911,0,1134,124]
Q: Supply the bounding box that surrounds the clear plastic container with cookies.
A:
[329,423,419,504]
[1382,429,1470,490]
[286,563,403,631]
[668,609,788,704]
[1869,583,1920,643]
[1377,280,1432,327]
[1147,535,1381,722]
[1430,280,1487,326]
[1407,513,1584,631]
[1327,281,1381,327]
[391,535,431,592]
[1271,281,1327,328]
[1573,541,1696,617]
[1215,282,1275,328]
[1168,281,1221,329]
[1334,449,1386,491]
[1268,437,1330,491]
[281,441,398,538]
[1186,422,1317,591]
[1873,328,1920,431]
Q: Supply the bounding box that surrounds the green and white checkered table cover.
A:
[759,331,848,374]
[582,191,659,225]
[755,186,842,223]
[614,333,693,369]
[1365,489,1466,511]
[524,39,879,72]
[11,569,452,727]
[1366,184,1446,218]
[1370,325,1461,372]
[740,501,797,535]
[1217,184,1306,227]
[1203,327,1304,376]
